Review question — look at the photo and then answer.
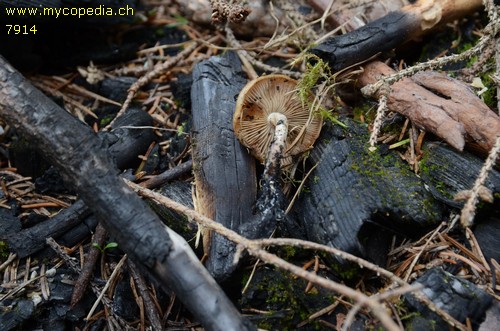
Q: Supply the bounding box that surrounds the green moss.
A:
[347,139,441,220]
[479,72,497,108]
[241,268,333,330]
[418,150,455,200]
[328,260,360,280]
[277,245,298,260]
[0,241,9,259]
[296,55,330,105]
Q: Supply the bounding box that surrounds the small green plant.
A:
[177,121,188,136]
[92,241,118,253]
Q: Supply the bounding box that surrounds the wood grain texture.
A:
[191,52,257,281]
[291,120,443,263]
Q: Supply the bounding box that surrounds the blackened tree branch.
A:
[0,55,255,331]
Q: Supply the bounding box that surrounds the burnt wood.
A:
[290,120,443,264]
[3,107,155,258]
[419,143,500,208]
[191,52,258,282]
[404,268,493,330]
[310,0,482,73]
[0,55,255,331]
[4,199,91,258]
[311,11,416,72]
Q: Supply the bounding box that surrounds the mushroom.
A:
[233,74,323,169]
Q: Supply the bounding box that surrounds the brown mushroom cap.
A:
[233,74,323,166]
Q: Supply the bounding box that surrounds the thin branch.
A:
[105,41,198,130]
[361,21,496,98]
[460,134,500,227]
[225,26,303,79]
[127,179,403,331]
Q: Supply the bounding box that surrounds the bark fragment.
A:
[357,61,500,153]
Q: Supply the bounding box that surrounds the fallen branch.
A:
[311,0,483,72]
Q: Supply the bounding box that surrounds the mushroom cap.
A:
[233,74,323,165]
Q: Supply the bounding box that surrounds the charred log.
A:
[310,0,482,72]
[3,107,155,258]
[419,142,500,208]
[191,52,258,282]
[0,55,255,331]
[289,119,443,264]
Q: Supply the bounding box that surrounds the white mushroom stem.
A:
[264,112,288,178]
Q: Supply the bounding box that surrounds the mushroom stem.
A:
[264,113,288,179]
[256,113,288,222]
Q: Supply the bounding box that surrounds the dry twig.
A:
[105,41,198,130]
[126,179,474,331]
[460,135,500,227]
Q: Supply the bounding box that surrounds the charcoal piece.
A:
[3,199,91,258]
[56,216,99,250]
[191,52,258,282]
[473,216,500,262]
[112,277,139,321]
[310,11,415,72]
[97,76,138,102]
[0,300,35,331]
[150,180,197,239]
[0,207,21,236]
[404,268,492,330]
[419,142,500,208]
[103,108,155,169]
[101,106,156,170]
[291,120,442,262]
